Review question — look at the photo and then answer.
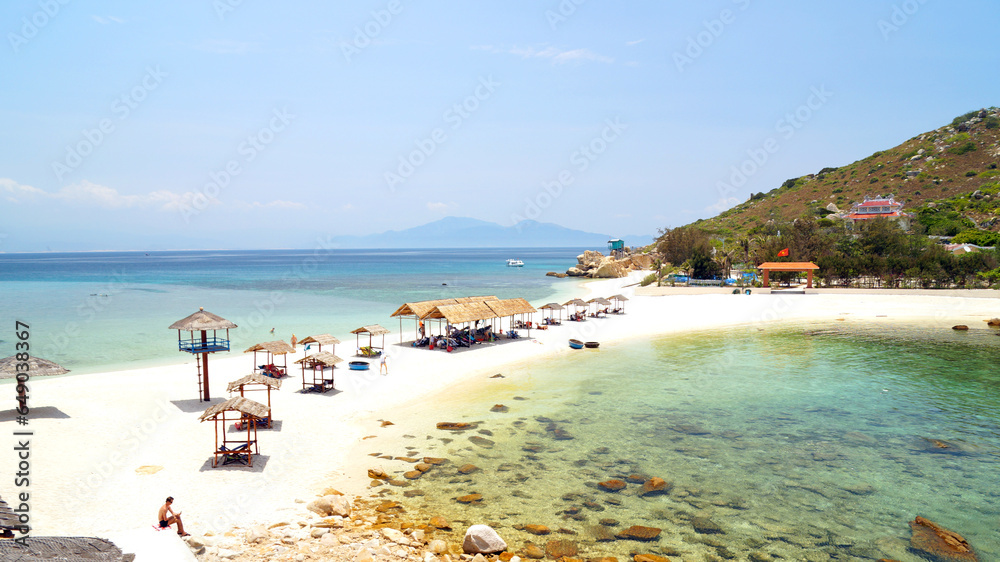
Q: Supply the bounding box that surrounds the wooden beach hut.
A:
[539,303,564,325]
[244,340,294,377]
[351,325,390,355]
[757,261,820,288]
[422,301,499,347]
[299,334,341,355]
[169,308,237,401]
[226,373,281,428]
[198,396,268,467]
[486,298,537,336]
[295,352,343,393]
[609,294,629,314]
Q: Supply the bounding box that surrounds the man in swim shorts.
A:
[158,496,189,536]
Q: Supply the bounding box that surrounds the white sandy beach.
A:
[3,274,998,558]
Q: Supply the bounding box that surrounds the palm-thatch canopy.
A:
[588,297,613,306]
[198,396,269,422]
[244,340,295,355]
[563,298,587,307]
[0,356,69,379]
[294,352,343,367]
[0,495,24,533]
[0,535,131,560]
[350,325,391,336]
[227,372,282,392]
[609,294,629,302]
[391,296,498,318]
[539,303,564,311]
[424,302,498,324]
[486,298,537,317]
[299,334,341,347]
[168,307,237,331]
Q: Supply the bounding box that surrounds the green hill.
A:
[693,107,1000,238]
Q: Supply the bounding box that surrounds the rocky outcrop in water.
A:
[909,516,978,561]
[565,250,657,278]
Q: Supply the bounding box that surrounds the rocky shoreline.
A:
[547,250,656,280]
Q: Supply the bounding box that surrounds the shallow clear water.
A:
[374,322,1000,561]
[0,248,584,374]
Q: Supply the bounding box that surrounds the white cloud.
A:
[706,196,740,214]
[0,178,47,200]
[426,202,451,213]
[626,39,645,46]
[238,200,308,210]
[475,44,614,65]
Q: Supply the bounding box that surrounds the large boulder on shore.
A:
[463,524,508,554]
[566,267,588,277]
[306,495,351,517]
[578,250,604,267]
[593,257,628,278]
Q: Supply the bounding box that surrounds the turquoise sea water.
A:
[0,249,583,374]
[372,322,1000,561]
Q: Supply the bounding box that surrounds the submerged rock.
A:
[491,404,510,413]
[952,325,969,331]
[429,516,451,529]
[615,525,661,541]
[545,539,578,558]
[458,464,479,474]
[469,436,495,448]
[457,493,483,504]
[691,517,724,534]
[909,516,978,561]
[437,422,475,430]
[640,477,671,496]
[598,480,627,492]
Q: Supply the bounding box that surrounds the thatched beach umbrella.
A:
[294,352,343,392]
[609,294,629,313]
[0,356,69,379]
[1,356,69,413]
[563,298,587,318]
[244,340,295,376]
[299,334,341,354]
[588,297,613,315]
[227,373,281,428]
[539,303,564,324]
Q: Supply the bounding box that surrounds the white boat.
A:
[506,258,524,267]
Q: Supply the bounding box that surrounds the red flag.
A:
[777,248,790,257]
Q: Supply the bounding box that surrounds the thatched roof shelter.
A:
[0,356,69,379]
[244,341,294,355]
[486,298,537,318]
[0,495,25,537]
[168,308,237,331]
[0,535,132,560]
[296,352,343,392]
[539,303,564,324]
[199,396,269,421]
[609,294,629,302]
[299,334,341,353]
[199,396,267,468]
[609,294,629,313]
[563,298,587,307]
[351,325,390,350]
[539,302,564,311]
[294,352,343,367]
[424,302,498,325]
[391,296,499,342]
[588,297,613,306]
[227,373,282,392]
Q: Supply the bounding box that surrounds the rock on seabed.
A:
[909,516,978,561]
[463,524,508,554]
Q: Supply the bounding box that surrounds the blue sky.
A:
[1,0,998,251]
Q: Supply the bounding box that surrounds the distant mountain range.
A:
[330,216,654,249]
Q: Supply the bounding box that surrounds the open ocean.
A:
[0,248,584,374]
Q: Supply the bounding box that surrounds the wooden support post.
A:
[200,329,210,401]
[807,270,813,288]
[762,269,769,287]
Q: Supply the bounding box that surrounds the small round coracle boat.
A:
[584,341,600,349]
[568,339,584,349]
[349,361,370,371]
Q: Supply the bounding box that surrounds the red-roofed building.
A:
[842,195,913,230]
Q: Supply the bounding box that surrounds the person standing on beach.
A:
[157,496,189,536]
[380,352,389,375]
[291,333,297,350]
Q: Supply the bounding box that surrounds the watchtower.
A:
[169,308,237,401]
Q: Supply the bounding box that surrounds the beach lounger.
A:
[218,442,252,466]
[359,346,382,357]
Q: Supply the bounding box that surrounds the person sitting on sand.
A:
[158,496,189,536]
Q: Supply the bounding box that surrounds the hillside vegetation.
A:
[649,108,1000,288]
[697,107,1000,238]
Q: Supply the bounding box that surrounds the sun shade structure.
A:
[244,340,294,377]
[390,296,498,342]
[0,495,25,538]
[609,294,629,314]
[757,262,820,288]
[294,352,343,393]
[298,334,341,354]
[169,308,237,402]
[539,302,564,325]
[227,373,281,428]
[199,396,268,468]
[0,356,70,379]
[351,325,390,351]
[0,535,133,560]
[486,298,537,336]
[563,298,588,321]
